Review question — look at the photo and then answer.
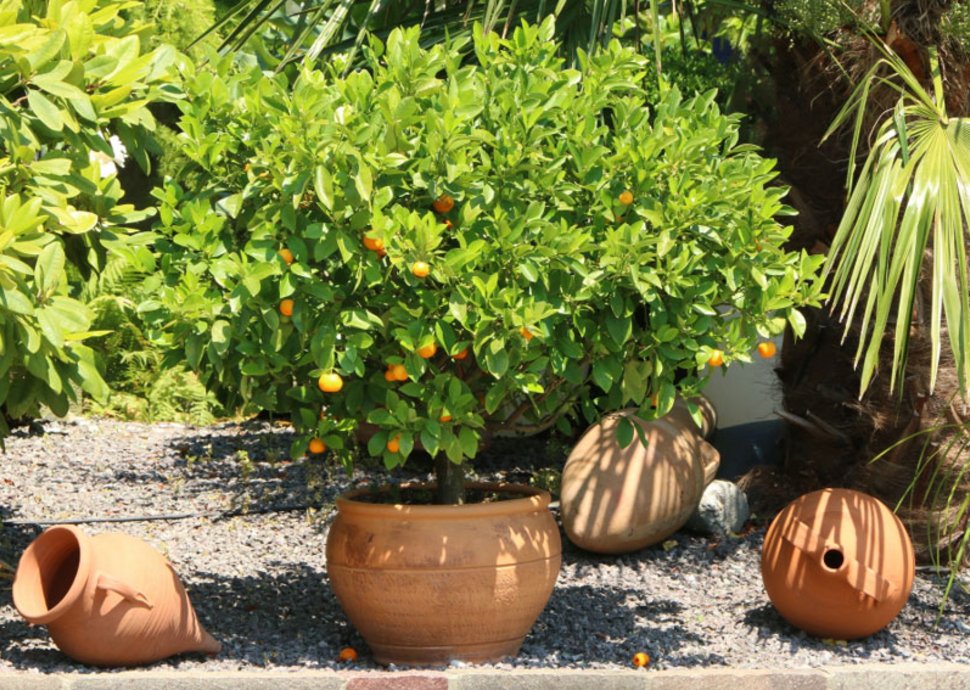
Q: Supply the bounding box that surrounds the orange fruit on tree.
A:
[708,350,725,367]
[308,438,326,454]
[618,190,634,206]
[389,364,408,381]
[416,342,437,359]
[384,369,397,382]
[453,347,469,360]
[278,248,294,265]
[363,235,384,252]
[279,299,294,317]
[439,413,452,423]
[318,372,344,392]
[411,261,430,279]
[386,435,400,453]
[432,194,454,214]
[757,341,777,358]
[520,327,534,341]
[632,651,650,668]
[338,647,357,662]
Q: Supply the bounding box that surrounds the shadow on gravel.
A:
[742,602,908,658]
[135,422,352,521]
[181,562,363,667]
[527,582,725,667]
[1,503,48,669]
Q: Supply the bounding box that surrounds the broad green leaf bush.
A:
[0,0,180,438]
[149,19,823,477]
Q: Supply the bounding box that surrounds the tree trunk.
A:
[434,455,466,505]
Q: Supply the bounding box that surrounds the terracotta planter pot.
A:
[325,482,561,665]
[560,409,720,554]
[12,525,221,666]
[761,488,915,639]
[667,395,718,439]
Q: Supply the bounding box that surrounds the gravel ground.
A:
[2,417,969,674]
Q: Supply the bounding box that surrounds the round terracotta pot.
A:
[761,488,915,639]
[325,482,561,666]
[560,410,720,554]
[12,525,221,666]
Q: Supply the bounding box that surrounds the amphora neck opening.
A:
[13,525,91,625]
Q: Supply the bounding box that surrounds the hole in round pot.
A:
[822,548,845,570]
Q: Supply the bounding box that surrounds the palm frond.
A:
[206,0,639,67]
[822,41,970,398]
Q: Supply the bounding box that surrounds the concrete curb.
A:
[1,665,969,690]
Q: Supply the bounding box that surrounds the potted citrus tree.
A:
[147,19,823,664]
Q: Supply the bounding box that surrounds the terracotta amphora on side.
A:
[326,482,561,666]
[559,399,720,554]
[761,488,915,639]
[13,525,221,666]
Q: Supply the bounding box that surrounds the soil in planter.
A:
[350,485,534,506]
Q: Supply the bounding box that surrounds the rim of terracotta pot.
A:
[335,481,551,520]
[13,524,92,625]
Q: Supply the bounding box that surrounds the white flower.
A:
[89,134,128,179]
[334,105,352,125]
[108,135,127,165]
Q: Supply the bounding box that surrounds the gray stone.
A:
[0,676,68,690]
[826,664,970,690]
[685,480,749,535]
[67,673,344,690]
[451,671,647,690]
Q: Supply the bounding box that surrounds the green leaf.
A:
[592,358,617,392]
[606,313,632,348]
[483,340,509,377]
[621,360,648,405]
[788,309,807,339]
[0,286,33,315]
[340,309,384,330]
[35,243,65,295]
[217,193,244,219]
[73,344,109,402]
[615,415,635,448]
[27,90,64,131]
[458,426,478,458]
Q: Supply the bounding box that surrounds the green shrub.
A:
[149,20,822,492]
[0,0,181,438]
[83,295,222,424]
[126,0,219,54]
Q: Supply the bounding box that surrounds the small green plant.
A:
[0,0,181,440]
[150,19,823,503]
